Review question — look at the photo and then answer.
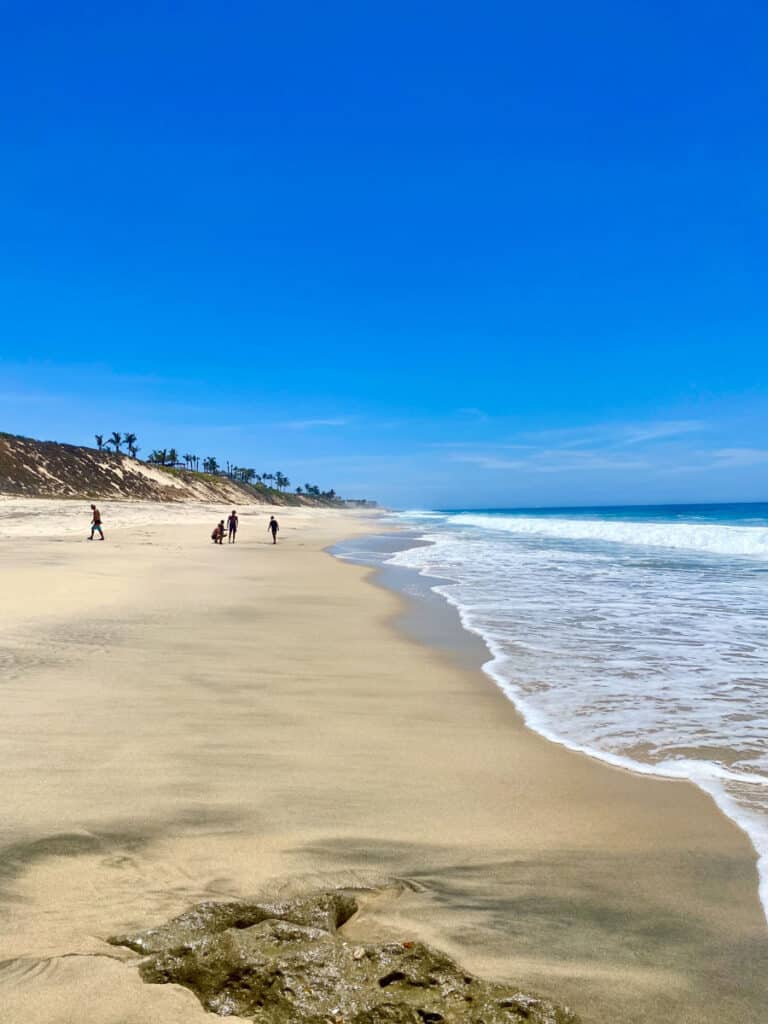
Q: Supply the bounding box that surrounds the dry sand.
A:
[0,499,766,1023]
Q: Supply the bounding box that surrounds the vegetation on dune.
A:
[87,431,351,504]
[146,446,338,499]
[96,431,139,457]
[2,430,374,505]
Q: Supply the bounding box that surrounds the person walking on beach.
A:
[227,510,239,544]
[268,515,279,544]
[89,504,104,541]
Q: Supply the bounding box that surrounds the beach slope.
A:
[0,501,766,1023]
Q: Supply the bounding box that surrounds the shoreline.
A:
[347,523,768,925]
[339,536,768,1021]
[1,502,767,1022]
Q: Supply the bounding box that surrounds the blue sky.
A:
[1,2,766,508]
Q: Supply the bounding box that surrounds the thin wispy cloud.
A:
[450,454,528,470]
[427,441,536,450]
[450,450,649,473]
[556,437,599,449]
[619,420,707,446]
[712,448,768,467]
[0,391,58,404]
[534,457,650,473]
[457,407,491,422]
[283,417,351,430]
[520,418,708,449]
[439,418,715,477]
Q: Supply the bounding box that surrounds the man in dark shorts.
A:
[268,515,279,544]
[211,520,225,544]
[227,510,239,543]
[89,504,104,540]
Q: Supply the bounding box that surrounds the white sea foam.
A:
[395,509,449,520]
[387,513,768,922]
[454,512,768,559]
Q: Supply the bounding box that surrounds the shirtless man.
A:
[89,504,104,540]
[227,510,239,544]
[268,515,279,544]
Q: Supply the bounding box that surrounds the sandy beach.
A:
[1,500,766,1023]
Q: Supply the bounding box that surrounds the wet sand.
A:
[0,501,766,1023]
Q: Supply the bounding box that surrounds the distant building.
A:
[342,499,378,508]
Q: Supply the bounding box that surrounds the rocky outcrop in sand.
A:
[109,889,580,1024]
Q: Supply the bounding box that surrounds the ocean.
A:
[340,502,768,919]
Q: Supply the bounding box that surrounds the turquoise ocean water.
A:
[362,503,768,919]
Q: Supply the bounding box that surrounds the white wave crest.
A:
[454,513,768,559]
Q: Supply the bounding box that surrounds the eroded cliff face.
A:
[0,433,247,500]
[0,433,321,504]
[109,889,581,1024]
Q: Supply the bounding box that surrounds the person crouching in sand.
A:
[89,504,104,540]
[211,520,225,544]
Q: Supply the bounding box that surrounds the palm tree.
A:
[243,468,256,484]
[124,433,138,458]
[275,472,290,491]
[95,434,104,451]
[167,448,178,466]
[108,431,122,453]
[203,456,219,474]
[295,486,303,495]
[183,453,194,469]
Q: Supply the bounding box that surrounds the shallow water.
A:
[338,503,768,921]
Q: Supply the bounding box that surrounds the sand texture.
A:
[0,500,766,1023]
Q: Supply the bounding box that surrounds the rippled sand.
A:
[0,500,766,1023]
